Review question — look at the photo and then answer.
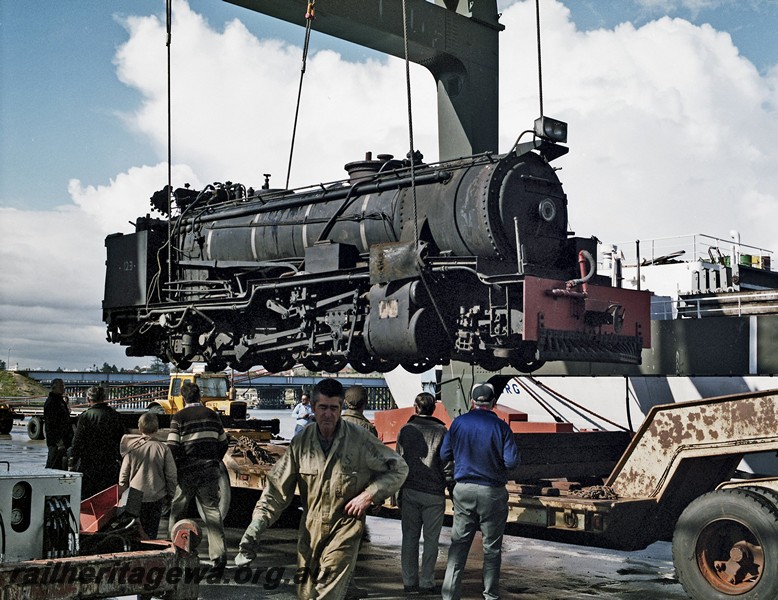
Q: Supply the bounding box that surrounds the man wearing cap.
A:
[440,382,520,600]
[69,385,126,499]
[341,384,378,436]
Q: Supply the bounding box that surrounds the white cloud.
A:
[0,162,199,370]
[636,0,731,16]
[69,163,201,232]
[114,0,438,189]
[498,1,778,252]
[0,205,130,370]
[1,0,777,369]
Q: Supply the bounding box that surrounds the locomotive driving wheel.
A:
[348,341,398,374]
[297,353,347,373]
[673,488,778,599]
[261,352,296,373]
[508,343,546,373]
[401,359,436,374]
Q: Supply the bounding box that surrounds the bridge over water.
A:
[17,370,394,410]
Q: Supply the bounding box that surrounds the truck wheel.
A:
[0,417,12,435]
[27,416,45,440]
[673,488,778,600]
[147,402,166,415]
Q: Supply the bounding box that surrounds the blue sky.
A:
[1,0,777,370]
[2,0,776,210]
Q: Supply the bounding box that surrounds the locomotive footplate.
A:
[523,275,652,365]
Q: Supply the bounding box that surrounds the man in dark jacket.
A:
[69,385,126,499]
[167,383,229,573]
[396,392,454,594]
[43,378,72,469]
[440,382,520,600]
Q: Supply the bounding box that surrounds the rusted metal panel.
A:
[0,540,200,600]
[607,389,778,499]
[523,276,652,349]
[369,242,421,285]
[505,494,659,550]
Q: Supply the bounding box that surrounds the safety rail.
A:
[606,233,773,269]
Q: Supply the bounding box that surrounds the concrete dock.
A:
[1,426,690,599]
[185,513,689,600]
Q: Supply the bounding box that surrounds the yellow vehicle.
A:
[147,372,248,420]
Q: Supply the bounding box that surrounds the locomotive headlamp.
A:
[538,198,557,222]
[534,116,568,143]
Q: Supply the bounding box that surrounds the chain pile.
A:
[234,436,276,465]
[572,485,619,500]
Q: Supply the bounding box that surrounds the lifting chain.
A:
[573,485,619,500]
[233,436,276,465]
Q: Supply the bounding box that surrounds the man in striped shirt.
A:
[167,382,229,573]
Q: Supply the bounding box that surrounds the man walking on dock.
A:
[440,382,520,600]
[236,378,408,599]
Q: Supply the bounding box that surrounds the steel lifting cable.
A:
[513,378,567,424]
[166,0,173,291]
[400,0,418,244]
[401,0,454,346]
[286,1,317,190]
[527,376,631,432]
[508,0,545,154]
[535,0,544,119]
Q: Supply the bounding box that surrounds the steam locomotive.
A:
[103,136,651,374]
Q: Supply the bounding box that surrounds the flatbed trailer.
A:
[223,388,778,600]
[493,388,778,599]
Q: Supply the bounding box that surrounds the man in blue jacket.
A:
[440,382,520,600]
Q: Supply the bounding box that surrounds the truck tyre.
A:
[27,416,45,440]
[0,417,12,435]
[147,402,166,415]
[740,485,778,507]
[673,488,778,600]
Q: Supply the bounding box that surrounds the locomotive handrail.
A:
[142,269,373,318]
[176,170,451,225]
